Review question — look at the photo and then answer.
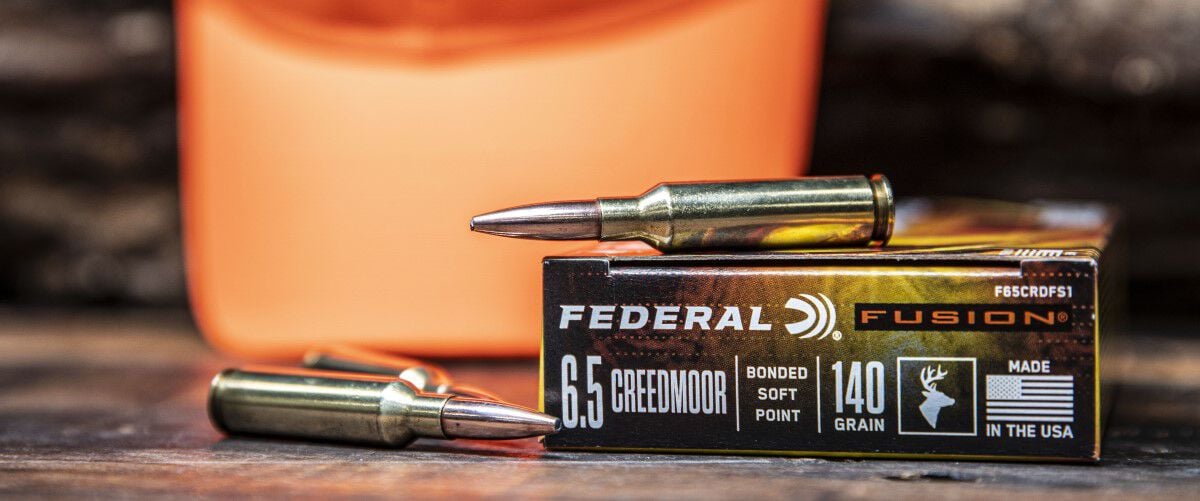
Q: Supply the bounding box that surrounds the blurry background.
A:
[0,0,1196,325]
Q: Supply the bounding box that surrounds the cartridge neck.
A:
[380,383,451,441]
[597,197,641,241]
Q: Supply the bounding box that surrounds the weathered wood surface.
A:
[0,311,1196,499]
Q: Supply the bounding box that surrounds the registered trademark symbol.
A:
[832,330,842,341]
[1057,312,1069,322]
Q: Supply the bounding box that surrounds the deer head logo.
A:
[918,365,955,428]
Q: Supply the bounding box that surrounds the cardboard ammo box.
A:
[540,199,1121,461]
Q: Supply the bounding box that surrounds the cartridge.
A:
[472,175,893,251]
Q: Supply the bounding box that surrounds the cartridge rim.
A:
[869,174,895,245]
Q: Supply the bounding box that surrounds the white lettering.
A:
[588,305,616,329]
[749,306,772,331]
[683,306,713,330]
[653,306,681,330]
[560,305,585,329]
[619,306,649,329]
[746,366,809,379]
[714,307,743,330]
[609,369,727,415]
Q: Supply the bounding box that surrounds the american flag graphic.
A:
[985,375,1074,423]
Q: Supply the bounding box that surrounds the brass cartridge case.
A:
[208,367,448,446]
[599,175,893,251]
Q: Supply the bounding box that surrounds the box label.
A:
[542,260,1097,459]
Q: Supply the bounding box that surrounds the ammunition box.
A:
[540,199,1122,461]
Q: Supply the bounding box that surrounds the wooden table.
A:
[0,311,1197,498]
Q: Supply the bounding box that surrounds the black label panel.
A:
[541,258,1098,460]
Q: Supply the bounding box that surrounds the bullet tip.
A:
[470,201,601,240]
[441,397,562,439]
